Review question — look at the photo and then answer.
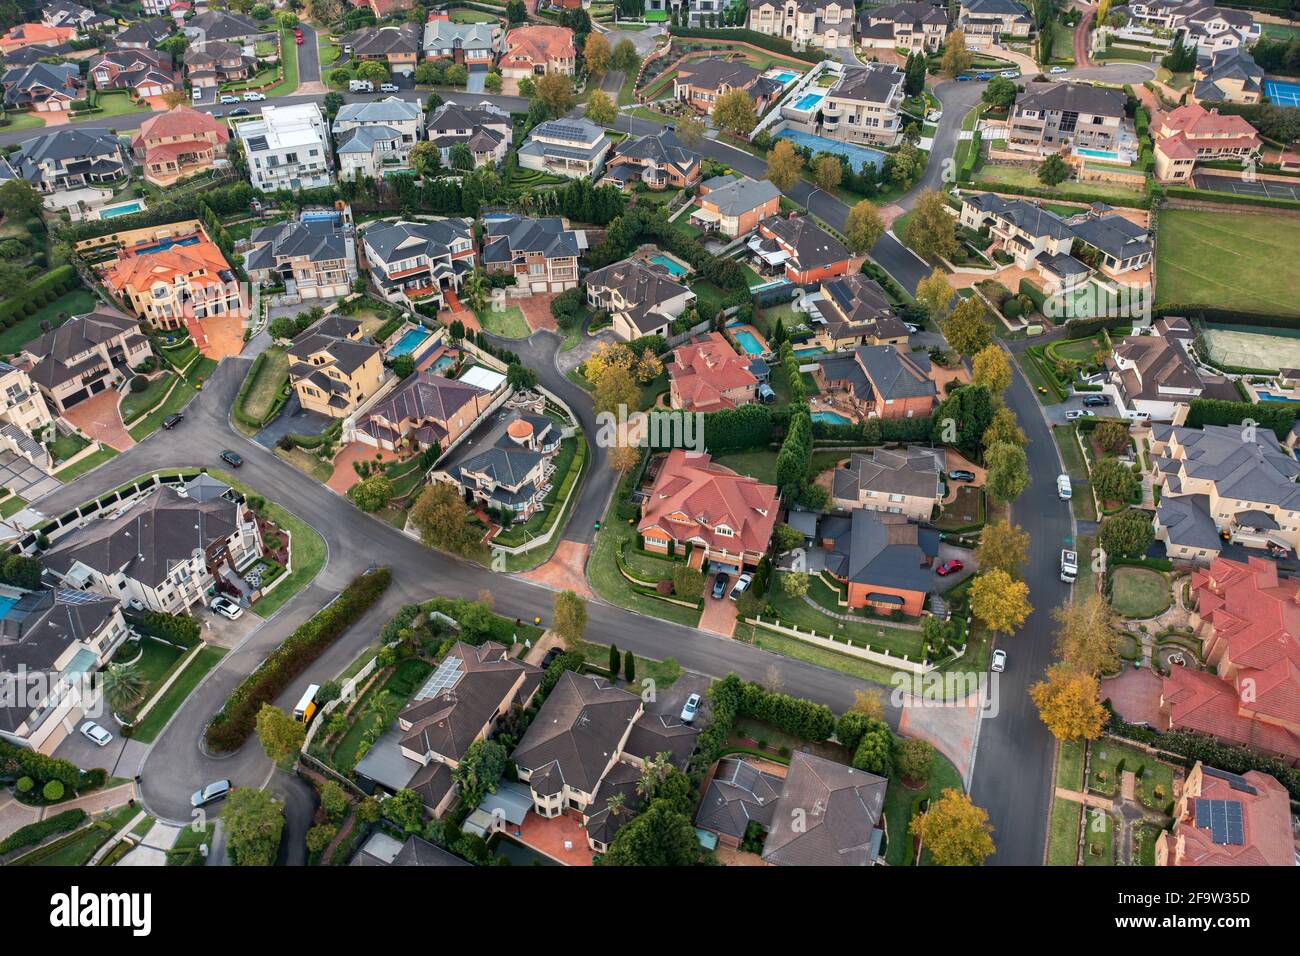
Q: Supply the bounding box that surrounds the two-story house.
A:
[813,273,910,351]
[1152,102,1261,183]
[1156,762,1294,865]
[1193,47,1264,104]
[183,40,256,90]
[8,127,128,193]
[1008,82,1128,156]
[342,22,421,76]
[1103,333,1228,422]
[426,102,511,169]
[811,344,938,419]
[355,370,496,453]
[517,118,610,180]
[857,1,949,51]
[244,215,358,302]
[811,62,907,147]
[286,315,385,419]
[750,214,867,285]
[103,233,243,331]
[830,447,944,520]
[88,47,179,98]
[422,14,499,67]
[0,362,55,472]
[361,218,476,312]
[674,57,784,116]
[20,307,153,413]
[131,106,230,188]
[446,413,563,520]
[499,24,575,81]
[667,332,758,413]
[822,508,940,615]
[237,102,334,191]
[1,62,83,113]
[690,175,782,237]
[332,96,423,180]
[481,215,583,294]
[585,257,696,341]
[746,0,855,49]
[598,128,701,192]
[958,0,1033,44]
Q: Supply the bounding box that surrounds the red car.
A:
[936,559,964,576]
[294,28,304,44]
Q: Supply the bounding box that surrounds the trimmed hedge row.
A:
[666,26,826,63]
[973,179,1153,209]
[204,567,392,752]
[1152,303,1300,331]
[1164,184,1300,210]
[0,809,86,856]
[0,740,84,789]
[0,266,80,327]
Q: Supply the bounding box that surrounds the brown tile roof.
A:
[363,370,489,432]
[667,331,757,412]
[761,751,887,866]
[1166,763,1296,866]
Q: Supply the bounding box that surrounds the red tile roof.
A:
[666,332,757,412]
[1165,764,1295,866]
[638,448,778,556]
[1192,557,1300,681]
[503,24,575,67]
[1155,102,1261,156]
[133,105,229,147]
[1162,665,1300,761]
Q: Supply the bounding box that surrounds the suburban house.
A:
[830,447,943,521]
[244,215,358,302]
[584,257,696,341]
[355,370,496,453]
[332,96,424,180]
[20,307,153,413]
[44,1,115,32]
[0,361,55,469]
[745,0,855,49]
[1132,2,1262,56]
[103,233,243,331]
[1152,102,1261,183]
[361,217,476,311]
[481,214,584,294]
[812,274,909,350]
[286,315,386,418]
[131,106,230,187]
[0,589,129,754]
[43,486,264,615]
[813,63,907,148]
[750,214,866,285]
[353,641,542,816]
[499,24,576,80]
[182,9,260,43]
[695,756,784,848]
[1193,47,1263,104]
[856,1,949,51]
[88,47,179,97]
[1158,557,1300,765]
[112,17,176,49]
[637,448,779,573]
[350,832,468,867]
[342,23,421,76]
[599,129,701,193]
[674,57,783,116]
[517,118,610,180]
[1007,82,1128,157]
[691,174,783,238]
[811,344,938,419]
[957,0,1033,43]
[7,128,129,193]
[1150,424,1300,562]
[822,509,939,615]
[0,23,78,57]
[426,102,511,169]
[1068,209,1153,276]
[422,14,499,66]
[1102,333,1235,421]
[446,413,563,520]
[237,102,334,191]
[1,62,83,113]
[666,332,758,412]
[183,40,256,89]
[1156,762,1295,866]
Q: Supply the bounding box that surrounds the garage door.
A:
[708,560,741,574]
[61,387,89,407]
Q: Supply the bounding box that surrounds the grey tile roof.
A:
[185,10,261,41]
[762,751,887,866]
[1156,493,1222,551]
[677,56,762,91]
[830,63,904,104]
[364,370,488,430]
[826,509,940,594]
[1158,424,1300,511]
[964,192,1076,242]
[334,124,402,154]
[1014,81,1127,118]
[334,95,421,126]
[695,757,782,839]
[423,18,496,51]
[24,307,138,390]
[247,217,350,267]
[483,214,581,261]
[362,218,472,268]
[852,344,936,401]
[762,214,853,273]
[609,128,700,178]
[832,447,943,502]
[350,832,469,867]
[344,22,420,57]
[1070,214,1152,261]
[698,175,781,217]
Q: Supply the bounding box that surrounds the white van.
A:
[191,87,202,102]
[219,94,240,105]
[1057,474,1072,500]
[349,79,373,93]
[242,91,265,101]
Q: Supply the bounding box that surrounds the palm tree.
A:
[103,662,145,715]
[605,792,628,819]
[635,752,672,801]
[462,267,489,316]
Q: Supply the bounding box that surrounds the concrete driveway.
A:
[197,607,259,649]
[466,65,487,94]
[252,394,331,449]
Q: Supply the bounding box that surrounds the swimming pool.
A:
[775,130,886,172]
[812,410,852,425]
[1076,146,1124,162]
[765,69,799,86]
[0,595,18,619]
[1264,78,1300,107]
[793,346,825,358]
[649,254,688,278]
[1256,391,1300,402]
[428,353,456,374]
[388,327,432,358]
[792,91,825,112]
[132,234,200,256]
[99,200,145,219]
[732,328,765,356]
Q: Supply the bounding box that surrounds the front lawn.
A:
[92,91,150,117]
[1086,738,1177,810]
[54,446,118,483]
[1155,209,1300,316]
[1056,739,1086,791]
[131,646,227,743]
[586,498,703,629]
[977,163,1147,204]
[330,659,433,771]
[713,448,778,484]
[1047,798,1082,865]
[1109,566,1170,619]
[766,572,927,659]
[1083,808,1115,865]
[236,346,289,430]
[476,305,531,338]
[113,636,186,723]
[882,748,964,865]
[127,378,197,442]
[120,373,176,424]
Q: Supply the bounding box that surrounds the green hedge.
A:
[973,179,1153,209]
[667,26,826,63]
[0,740,84,789]
[205,567,392,752]
[0,809,87,855]
[0,266,80,327]
[1164,184,1300,210]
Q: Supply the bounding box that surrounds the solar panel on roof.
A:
[415,656,462,701]
[1195,798,1245,845]
[55,589,107,605]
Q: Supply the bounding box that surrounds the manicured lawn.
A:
[54,446,118,483]
[476,305,531,338]
[0,110,45,131]
[713,448,778,484]
[1056,739,1086,791]
[93,91,149,117]
[47,431,90,464]
[977,163,1147,204]
[318,36,340,67]
[265,29,301,97]
[275,445,333,483]
[120,372,177,424]
[586,499,703,629]
[1087,738,1177,811]
[571,638,682,689]
[0,493,26,518]
[766,573,927,659]
[1155,209,1300,316]
[736,621,899,685]
[1109,566,1170,619]
[0,288,96,357]
[1082,807,1115,865]
[690,279,729,318]
[114,636,186,721]
[131,646,227,743]
[933,485,984,531]
[128,379,197,442]
[449,8,499,21]
[882,748,964,866]
[1047,798,1082,865]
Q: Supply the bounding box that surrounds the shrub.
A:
[129,375,148,393]
[0,809,86,855]
[15,776,32,794]
[42,780,65,802]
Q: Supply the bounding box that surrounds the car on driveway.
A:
[294,27,303,44]
[229,106,249,116]
[210,595,243,621]
[975,72,993,80]
[729,572,753,600]
[1082,394,1111,407]
[542,646,562,669]
[948,469,976,482]
[905,322,921,334]
[956,74,973,81]
[711,572,730,600]
[1064,409,1095,421]
[1050,66,1068,74]
[680,693,701,723]
[80,721,112,747]
[191,780,232,808]
[991,648,1007,672]
[162,413,183,429]
[221,450,243,468]
[936,559,965,576]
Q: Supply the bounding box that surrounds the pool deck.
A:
[728,323,769,357]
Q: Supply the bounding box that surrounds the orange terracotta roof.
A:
[0,23,77,48]
[504,24,575,65]
[133,106,229,148]
[666,331,757,412]
[104,236,235,297]
[638,448,778,555]
[1162,665,1300,761]
[1167,765,1295,866]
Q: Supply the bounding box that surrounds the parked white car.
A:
[991,649,1007,673]
[1050,66,1069,74]
[925,108,942,122]
[729,572,753,600]
[1064,409,1095,421]
[999,70,1019,79]
[242,91,265,101]
[191,87,203,102]
[219,94,240,105]
[210,596,243,621]
[379,83,399,93]
[80,721,113,747]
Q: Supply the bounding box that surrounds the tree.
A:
[506,0,527,23]
[611,37,639,74]
[781,571,810,598]
[904,189,958,263]
[327,66,351,89]
[507,363,537,390]
[592,360,639,417]
[410,482,481,556]
[553,590,588,644]
[813,154,842,192]
[940,30,973,77]
[889,141,925,188]
[446,63,469,87]
[983,75,1018,109]
[766,138,803,192]
[1098,508,1154,559]
[608,642,621,676]
[453,738,508,807]
[350,473,393,513]
[484,70,503,94]
[449,142,474,171]
[409,140,440,177]
[910,788,995,865]
[584,31,611,77]
[1162,34,1197,73]
[382,788,426,832]
[676,115,705,147]
[600,799,699,866]
[585,89,617,125]
[322,91,345,119]
[224,788,285,866]
[534,71,574,118]
[1092,419,1130,454]
[0,179,41,219]
[850,688,884,718]
[850,718,895,776]
[983,404,1026,448]
[623,648,635,683]
[255,704,305,763]
[609,444,640,474]
[1038,152,1071,187]
[308,0,342,22]
[843,200,885,254]
[713,88,758,136]
[971,345,1011,394]
[103,663,145,714]
[671,563,705,601]
[1090,457,1139,505]
[985,441,1030,504]
[895,737,935,785]
[1053,595,1120,677]
[356,60,390,85]
[940,296,995,356]
[773,523,804,554]
[969,569,1032,635]
[319,781,348,821]
[976,520,1030,579]
[306,824,337,854]
[915,267,954,322]
[933,383,996,458]
[1030,664,1107,741]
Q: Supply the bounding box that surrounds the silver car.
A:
[191,779,232,808]
[80,721,112,747]
[680,693,701,723]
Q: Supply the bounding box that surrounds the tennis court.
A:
[1193,172,1300,202]
[1264,78,1300,107]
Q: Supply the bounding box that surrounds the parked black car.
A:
[162,413,184,429]
[711,572,730,600]
[1082,395,1111,407]
[221,450,243,468]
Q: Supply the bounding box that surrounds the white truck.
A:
[1057,474,1072,500]
[1060,549,1078,584]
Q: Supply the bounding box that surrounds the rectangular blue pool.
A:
[132,235,200,256]
[793,92,825,111]
[732,329,765,356]
[776,130,885,172]
[388,327,432,358]
[99,200,144,219]
[0,595,19,619]
[649,254,687,278]
[1256,391,1300,402]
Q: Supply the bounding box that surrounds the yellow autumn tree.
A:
[968,569,1032,634]
[910,788,995,865]
[1029,664,1107,741]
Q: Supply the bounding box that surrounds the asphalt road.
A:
[297,22,322,88]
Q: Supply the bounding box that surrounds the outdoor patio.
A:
[514,809,595,866]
